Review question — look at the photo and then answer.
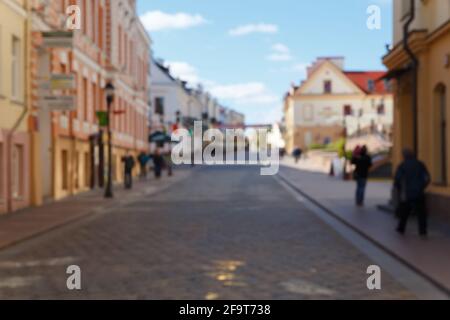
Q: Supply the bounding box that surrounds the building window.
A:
[155,97,165,115]
[384,79,392,92]
[434,84,447,185]
[303,105,314,121]
[377,104,385,115]
[11,36,21,100]
[324,80,332,94]
[83,77,88,121]
[12,144,24,199]
[367,80,375,92]
[343,105,353,116]
[82,0,87,33]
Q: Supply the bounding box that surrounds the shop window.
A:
[434,84,447,185]
[12,144,24,198]
[74,152,80,189]
[84,152,90,188]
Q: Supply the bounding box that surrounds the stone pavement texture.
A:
[0,169,191,250]
[0,166,415,299]
[280,157,450,294]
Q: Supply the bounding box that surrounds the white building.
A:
[149,59,197,132]
[150,58,245,133]
[284,57,393,152]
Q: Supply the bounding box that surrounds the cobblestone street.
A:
[0,166,420,299]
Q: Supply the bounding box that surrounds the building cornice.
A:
[427,19,450,45]
[383,30,428,69]
[0,0,27,18]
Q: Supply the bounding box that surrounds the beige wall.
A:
[393,0,450,45]
[385,2,450,216]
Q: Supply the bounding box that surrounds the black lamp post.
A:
[104,82,115,198]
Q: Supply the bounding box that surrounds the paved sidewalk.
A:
[0,169,191,251]
[280,157,450,294]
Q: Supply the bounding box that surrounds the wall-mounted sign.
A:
[39,74,75,91]
[42,31,74,48]
[39,95,76,111]
[96,111,109,127]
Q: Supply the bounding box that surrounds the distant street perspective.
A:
[0,0,450,301]
[0,165,430,299]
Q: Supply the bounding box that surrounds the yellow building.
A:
[0,0,30,214]
[383,0,450,216]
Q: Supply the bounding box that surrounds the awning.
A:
[149,131,171,143]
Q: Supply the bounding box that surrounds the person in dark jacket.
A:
[152,148,165,179]
[122,153,135,189]
[137,152,149,179]
[351,145,372,206]
[293,147,302,163]
[394,148,431,236]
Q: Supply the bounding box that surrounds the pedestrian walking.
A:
[163,150,173,177]
[279,148,286,160]
[394,148,431,237]
[153,148,165,179]
[293,147,302,163]
[351,145,372,207]
[122,153,136,189]
[137,151,149,179]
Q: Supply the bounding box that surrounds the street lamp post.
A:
[104,82,115,198]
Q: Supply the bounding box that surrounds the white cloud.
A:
[272,43,290,54]
[140,11,208,32]
[269,62,308,78]
[228,23,279,37]
[267,43,293,62]
[165,61,201,85]
[292,63,308,78]
[164,61,217,88]
[210,82,279,105]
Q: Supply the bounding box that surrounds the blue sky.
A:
[138,0,393,124]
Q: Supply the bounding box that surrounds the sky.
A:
[137,0,393,124]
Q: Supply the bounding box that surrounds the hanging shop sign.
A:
[96,111,109,127]
[39,74,76,91]
[39,95,76,111]
[42,31,74,48]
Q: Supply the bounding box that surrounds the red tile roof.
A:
[344,71,390,94]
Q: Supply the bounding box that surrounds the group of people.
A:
[121,149,173,190]
[351,145,430,237]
